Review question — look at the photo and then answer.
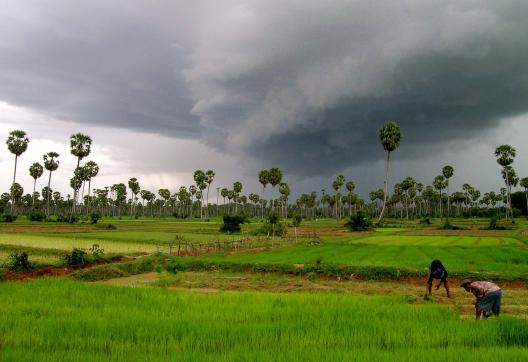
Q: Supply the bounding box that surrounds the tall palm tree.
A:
[233,181,243,214]
[6,130,30,213]
[43,152,60,217]
[205,170,215,218]
[189,185,197,218]
[70,133,92,214]
[377,121,402,225]
[441,165,454,223]
[268,167,282,211]
[258,170,270,217]
[220,187,228,215]
[495,145,516,221]
[332,175,345,218]
[345,181,355,216]
[84,161,99,213]
[520,177,528,215]
[433,175,447,219]
[278,182,290,217]
[29,162,44,208]
[128,177,141,216]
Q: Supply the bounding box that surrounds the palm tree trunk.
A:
[72,158,80,216]
[10,155,18,214]
[376,151,391,225]
[32,178,37,209]
[47,171,52,217]
[447,183,451,224]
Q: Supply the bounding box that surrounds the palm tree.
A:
[220,187,228,215]
[520,177,528,215]
[258,170,270,217]
[345,181,355,216]
[189,185,197,218]
[377,121,402,225]
[43,152,60,217]
[442,166,454,223]
[495,145,516,220]
[6,130,30,213]
[70,133,92,214]
[278,182,290,217]
[433,175,447,219]
[29,162,44,208]
[268,167,282,211]
[332,175,345,218]
[205,170,215,218]
[10,183,24,212]
[233,181,242,214]
[128,178,141,216]
[83,161,99,213]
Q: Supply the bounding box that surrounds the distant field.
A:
[192,234,528,277]
[1,219,527,279]
[0,279,526,361]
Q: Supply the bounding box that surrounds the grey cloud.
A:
[1,0,528,181]
[185,0,528,176]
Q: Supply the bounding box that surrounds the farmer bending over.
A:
[460,279,502,319]
[426,259,451,298]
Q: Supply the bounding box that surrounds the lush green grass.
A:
[0,279,526,361]
[192,235,528,278]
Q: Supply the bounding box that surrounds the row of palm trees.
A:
[3,123,528,221]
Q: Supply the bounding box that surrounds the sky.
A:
[1,0,527,200]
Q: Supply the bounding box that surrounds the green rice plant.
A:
[0,280,526,361]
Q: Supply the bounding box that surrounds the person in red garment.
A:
[460,279,502,319]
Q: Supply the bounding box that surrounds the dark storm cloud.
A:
[2,1,528,178]
[185,0,528,176]
[0,1,202,135]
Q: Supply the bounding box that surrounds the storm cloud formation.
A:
[2,1,528,177]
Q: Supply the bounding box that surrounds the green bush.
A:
[56,214,78,223]
[166,261,186,274]
[95,223,116,230]
[345,212,372,231]
[63,248,88,266]
[219,214,248,233]
[0,214,17,223]
[28,211,46,222]
[7,251,31,271]
[89,244,104,258]
[89,212,101,224]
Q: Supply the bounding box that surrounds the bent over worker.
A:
[426,259,451,298]
[461,279,502,319]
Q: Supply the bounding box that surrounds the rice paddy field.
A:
[1,217,527,360]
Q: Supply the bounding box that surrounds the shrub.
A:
[89,244,104,258]
[345,212,372,231]
[90,212,101,224]
[292,214,302,228]
[219,214,248,233]
[63,248,88,266]
[0,214,17,223]
[56,214,78,223]
[166,261,187,274]
[95,223,117,230]
[28,211,46,222]
[419,217,431,225]
[7,251,31,271]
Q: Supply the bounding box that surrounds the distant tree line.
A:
[2,123,527,222]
